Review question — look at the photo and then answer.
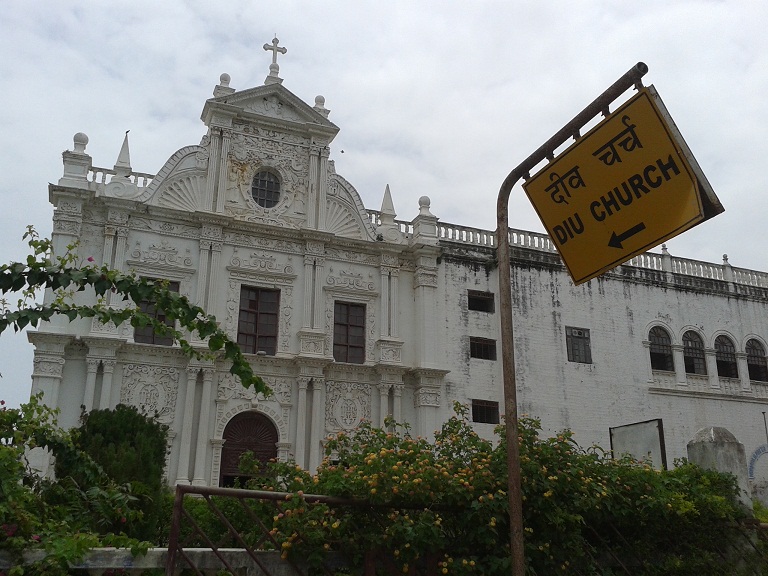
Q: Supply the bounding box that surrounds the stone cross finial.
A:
[263,36,286,65]
[263,36,287,85]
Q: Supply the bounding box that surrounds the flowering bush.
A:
[235,404,760,575]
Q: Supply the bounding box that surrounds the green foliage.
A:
[0,228,267,395]
[0,395,151,575]
[220,404,762,575]
[55,405,169,541]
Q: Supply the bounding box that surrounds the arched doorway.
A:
[219,411,278,487]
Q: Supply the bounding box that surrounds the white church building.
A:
[30,42,768,492]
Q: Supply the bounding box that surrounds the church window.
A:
[468,290,495,313]
[469,337,497,360]
[133,280,180,346]
[251,170,281,208]
[746,339,768,382]
[471,399,500,424]
[649,326,674,371]
[715,335,738,378]
[237,286,280,355]
[333,302,366,364]
[566,326,592,364]
[682,331,706,375]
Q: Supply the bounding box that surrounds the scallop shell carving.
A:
[157,175,205,212]
[325,200,364,239]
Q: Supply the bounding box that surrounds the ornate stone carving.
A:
[120,364,180,424]
[414,269,438,288]
[130,239,193,268]
[326,268,376,291]
[32,356,65,378]
[52,218,81,235]
[325,248,379,266]
[157,175,205,212]
[414,386,441,408]
[230,249,293,274]
[107,209,130,225]
[325,381,371,432]
[130,218,200,239]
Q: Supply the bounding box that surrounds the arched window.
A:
[219,412,278,487]
[251,170,281,208]
[715,335,738,378]
[746,339,768,382]
[649,326,674,371]
[682,331,706,375]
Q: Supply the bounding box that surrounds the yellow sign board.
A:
[523,87,715,285]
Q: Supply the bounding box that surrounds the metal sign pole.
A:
[496,62,648,575]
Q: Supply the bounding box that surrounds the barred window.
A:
[251,171,281,208]
[471,400,500,424]
[747,339,768,382]
[133,280,180,346]
[715,335,738,378]
[237,286,280,355]
[683,331,707,375]
[649,326,674,371]
[334,302,366,364]
[470,337,497,360]
[566,327,592,364]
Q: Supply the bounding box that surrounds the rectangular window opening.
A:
[470,337,497,360]
[237,286,280,355]
[334,301,366,364]
[566,326,592,364]
[468,290,495,313]
[472,399,500,424]
[133,279,180,346]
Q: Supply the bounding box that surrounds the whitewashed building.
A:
[30,43,768,492]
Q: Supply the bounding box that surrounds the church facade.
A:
[30,47,768,491]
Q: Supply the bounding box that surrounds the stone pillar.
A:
[204,130,221,212]
[393,384,404,424]
[705,349,720,389]
[737,352,751,391]
[309,377,326,473]
[642,340,654,383]
[192,369,214,486]
[671,344,687,384]
[215,131,231,214]
[82,359,100,412]
[317,147,330,230]
[99,360,116,410]
[176,367,199,485]
[378,384,391,427]
[307,145,320,229]
[687,427,753,514]
[208,241,223,318]
[294,377,310,469]
[196,240,211,308]
[410,369,447,440]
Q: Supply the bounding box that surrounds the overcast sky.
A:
[2,1,766,408]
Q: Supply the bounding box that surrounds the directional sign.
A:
[523,86,723,285]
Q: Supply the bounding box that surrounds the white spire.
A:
[113,130,131,177]
[380,184,396,218]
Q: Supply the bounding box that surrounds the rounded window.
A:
[251,171,280,208]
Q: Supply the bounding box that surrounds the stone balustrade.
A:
[88,165,155,188]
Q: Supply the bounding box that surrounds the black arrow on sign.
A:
[608,222,646,249]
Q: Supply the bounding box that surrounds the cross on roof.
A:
[263,36,286,66]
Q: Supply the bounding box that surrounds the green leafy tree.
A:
[55,405,169,541]
[0,229,267,573]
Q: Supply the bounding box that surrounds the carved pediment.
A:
[137,145,209,208]
[202,84,339,138]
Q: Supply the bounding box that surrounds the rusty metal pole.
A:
[496,62,648,576]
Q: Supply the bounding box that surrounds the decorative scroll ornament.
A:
[325,381,371,431]
[120,365,179,424]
